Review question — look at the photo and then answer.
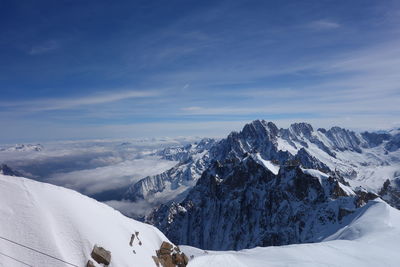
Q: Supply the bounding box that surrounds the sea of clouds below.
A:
[0,137,199,203]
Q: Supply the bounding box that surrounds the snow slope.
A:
[182,200,400,267]
[0,174,171,267]
[253,153,280,175]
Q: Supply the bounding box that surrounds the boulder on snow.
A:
[152,255,161,267]
[86,260,96,267]
[155,241,188,267]
[160,241,173,250]
[91,245,111,265]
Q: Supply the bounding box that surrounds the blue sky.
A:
[1,0,400,143]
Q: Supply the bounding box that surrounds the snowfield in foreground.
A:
[1,173,400,267]
[0,174,170,267]
[183,200,400,267]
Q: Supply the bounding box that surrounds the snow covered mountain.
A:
[149,157,376,250]
[124,121,400,213]
[144,120,400,250]
[0,143,43,152]
[1,120,400,266]
[1,171,399,267]
[124,138,216,206]
[182,200,400,267]
[0,174,188,267]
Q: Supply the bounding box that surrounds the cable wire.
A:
[0,236,79,267]
[0,251,33,267]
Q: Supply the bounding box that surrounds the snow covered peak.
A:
[0,143,43,152]
[325,126,363,152]
[288,122,314,138]
[149,153,367,250]
[241,120,279,141]
[124,120,400,224]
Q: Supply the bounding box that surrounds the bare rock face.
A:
[91,245,111,265]
[149,157,368,250]
[155,241,188,267]
[86,260,96,267]
[379,178,400,209]
[355,190,379,207]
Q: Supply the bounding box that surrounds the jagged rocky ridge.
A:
[133,120,400,250]
[124,138,216,203]
[148,155,378,250]
[124,120,400,211]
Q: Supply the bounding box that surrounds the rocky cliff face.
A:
[379,178,400,209]
[124,138,216,202]
[125,120,400,207]
[141,120,400,250]
[148,155,366,250]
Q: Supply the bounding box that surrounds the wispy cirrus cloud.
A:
[0,89,162,112]
[1,1,400,143]
[28,40,60,55]
[306,20,341,30]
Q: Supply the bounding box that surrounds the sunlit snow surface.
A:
[182,200,400,267]
[1,161,400,266]
[253,153,280,175]
[0,174,170,267]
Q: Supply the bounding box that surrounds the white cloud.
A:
[306,20,340,30]
[49,157,177,195]
[0,139,193,196]
[28,40,59,55]
[0,89,162,111]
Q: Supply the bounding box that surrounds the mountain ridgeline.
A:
[122,120,400,250]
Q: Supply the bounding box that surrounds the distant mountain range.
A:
[122,120,400,249]
[1,120,400,266]
[0,143,43,152]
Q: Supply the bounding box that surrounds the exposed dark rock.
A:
[129,234,135,246]
[294,148,330,172]
[338,208,354,220]
[331,181,349,198]
[385,133,400,152]
[379,179,400,209]
[325,127,362,153]
[155,241,188,267]
[149,157,358,250]
[0,164,22,177]
[160,241,173,251]
[86,260,96,267]
[91,245,111,265]
[152,255,161,267]
[361,132,391,148]
[355,190,379,207]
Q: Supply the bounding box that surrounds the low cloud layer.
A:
[49,157,176,195]
[0,138,193,198]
